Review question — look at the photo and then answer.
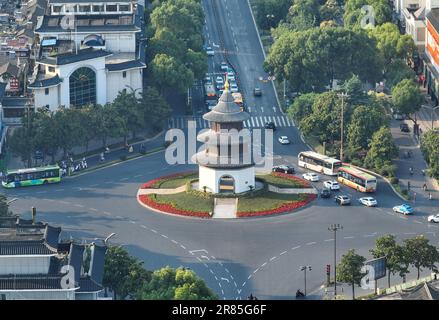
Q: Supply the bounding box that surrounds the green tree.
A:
[364,126,398,173]
[370,235,408,288]
[253,0,291,30]
[340,74,368,105]
[391,79,423,120]
[103,246,151,299]
[320,0,342,22]
[287,92,318,122]
[90,104,125,148]
[112,91,144,143]
[32,109,60,164]
[138,266,218,300]
[141,86,172,130]
[344,0,392,28]
[403,235,439,279]
[150,53,194,93]
[346,105,387,156]
[287,0,320,29]
[0,194,11,217]
[385,59,416,89]
[421,129,439,178]
[336,249,366,299]
[184,48,208,80]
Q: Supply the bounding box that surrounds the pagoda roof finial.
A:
[224,73,229,92]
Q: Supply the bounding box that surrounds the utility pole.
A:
[299,265,312,296]
[337,93,349,161]
[328,224,343,298]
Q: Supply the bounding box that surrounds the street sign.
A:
[365,257,386,280]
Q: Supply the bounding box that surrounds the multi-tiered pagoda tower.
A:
[193,81,255,194]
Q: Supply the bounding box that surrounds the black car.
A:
[264,122,276,130]
[400,123,410,132]
[272,165,295,174]
[254,87,262,96]
[320,188,331,199]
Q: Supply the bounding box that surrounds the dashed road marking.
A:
[344,236,355,239]
[269,256,277,261]
[180,244,186,250]
[324,239,334,242]
[151,229,158,234]
[161,234,168,239]
[280,251,287,256]
[306,242,317,245]
[261,262,267,267]
[74,204,84,208]
[90,208,98,212]
[171,240,178,244]
[103,211,111,216]
[140,225,147,229]
[291,246,301,250]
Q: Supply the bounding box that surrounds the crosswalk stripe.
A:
[243,121,247,128]
[254,117,260,127]
[277,116,283,126]
[281,116,287,126]
[272,117,277,126]
[286,117,292,126]
[264,116,267,123]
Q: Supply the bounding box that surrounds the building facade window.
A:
[45,88,49,95]
[79,5,91,12]
[119,4,130,11]
[92,5,104,12]
[69,67,96,107]
[122,71,126,78]
[106,4,118,12]
[52,5,62,13]
[48,66,55,73]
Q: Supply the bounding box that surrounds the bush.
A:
[401,189,408,196]
[390,177,399,184]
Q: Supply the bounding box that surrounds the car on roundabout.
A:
[335,195,351,206]
[323,180,340,191]
[358,197,378,207]
[393,204,414,215]
[278,136,290,145]
[320,188,331,199]
[427,214,439,223]
[264,122,276,130]
[302,172,319,182]
[272,165,295,174]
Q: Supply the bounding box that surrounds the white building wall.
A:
[106,68,143,102]
[0,255,52,275]
[33,86,60,110]
[0,289,75,300]
[199,166,255,194]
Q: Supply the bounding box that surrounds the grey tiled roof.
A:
[28,75,61,88]
[203,89,250,123]
[106,59,145,71]
[38,48,112,66]
[0,275,66,290]
[77,277,103,293]
[0,240,56,255]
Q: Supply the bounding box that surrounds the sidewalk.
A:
[391,114,439,202]
[7,130,166,173]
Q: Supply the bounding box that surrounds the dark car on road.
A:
[272,165,295,174]
[320,188,331,199]
[400,123,410,132]
[264,122,276,130]
[254,87,262,96]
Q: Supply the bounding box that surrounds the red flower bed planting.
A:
[140,171,197,189]
[138,194,211,218]
[237,194,316,218]
[271,172,311,188]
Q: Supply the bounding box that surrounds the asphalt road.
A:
[4,0,439,301]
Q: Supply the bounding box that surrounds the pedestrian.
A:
[140,143,146,153]
[100,152,105,162]
[429,193,433,200]
[105,146,110,153]
[423,183,428,191]
[128,145,133,153]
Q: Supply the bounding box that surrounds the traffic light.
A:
[326,264,330,275]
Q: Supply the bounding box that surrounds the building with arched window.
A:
[28,0,146,110]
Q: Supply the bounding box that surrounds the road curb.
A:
[66,147,166,179]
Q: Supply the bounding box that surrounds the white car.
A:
[206,46,214,56]
[302,172,319,182]
[359,197,378,207]
[230,83,239,92]
[278,136,290,145]
[428,214,439,223]
[323,180,340,191]
[221,62,228,71]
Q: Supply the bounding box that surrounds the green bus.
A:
[2,165,61,188]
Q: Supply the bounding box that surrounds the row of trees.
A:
[103,246,217,300]
[288,76,398,175]
[338,235,439,299]
[421,129,439,178]
[9,88,171,167]
[146,0,207,94]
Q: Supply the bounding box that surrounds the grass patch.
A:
[257,174,308,188]
[238,192,308,212]
[391,183,411,200]
[153,192,214,213]
[153,173,198,189]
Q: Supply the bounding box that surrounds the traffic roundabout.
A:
[136,171,318,219]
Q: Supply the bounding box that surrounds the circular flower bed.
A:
[237,194,317,218]
[269,172,312,188]
[140,171,197,189]
[138,194,211,218]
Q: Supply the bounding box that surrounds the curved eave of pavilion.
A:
[191,152,254,169]
[202,110,250,123]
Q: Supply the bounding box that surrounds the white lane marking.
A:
[103,211,111,216]
[247,274,252,280]
[200,255,210,260]
[171,240,178,244]
[211,256,216,260]
[209,269,215,275]
[140,225,147,229]
[280,251,287,256]
[324,239,334,242]
[59,201,70,205]
[261,262,267,267]
[74,204,84,208]
[234,281,238,288]
[116,215,123,219]
[286,117,292,126]
[225,268,230,273]
[196,257,202,262]
[344,236,355,239]
[180,244,186,250]
[291,245,301,250]
[269,256,277,261]
[150,229,158,234]
[161,234,168,239]
[189,249,208,254]
[306,242,317,245]
[134,174,143,178]
[120,177,129,181]
[404,232,416,235]
[90,208,98,212]
[221,277,230,283]
[253,268,259,274]
[129,220,136,224]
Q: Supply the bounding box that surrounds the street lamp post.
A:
[337,93,349,161]
[328,224,343,298]
[299,265,312,296]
